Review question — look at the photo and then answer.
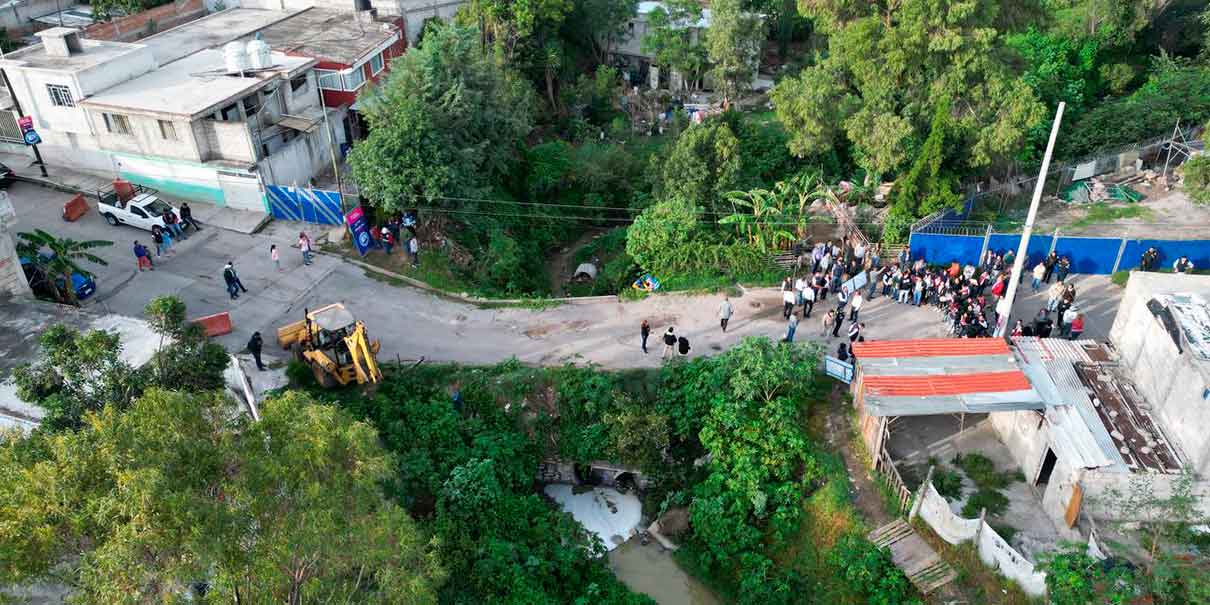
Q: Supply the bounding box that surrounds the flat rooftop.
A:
[81,49,315,119]
[0,37,143,71]
[138,8,301,66]
[253,7,399,66]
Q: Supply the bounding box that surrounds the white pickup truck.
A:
[96,185,180,233]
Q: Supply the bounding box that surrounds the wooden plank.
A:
[867,520,957,596]
[1064,483,1083,528]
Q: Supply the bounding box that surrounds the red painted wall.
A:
[316,24,407,109]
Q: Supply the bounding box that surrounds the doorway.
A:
[1036,448,1058,485]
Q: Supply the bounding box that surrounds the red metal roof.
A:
[863,371,1031,397]
[852,338,1010,359]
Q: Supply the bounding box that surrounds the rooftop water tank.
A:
[247,39,271,70]
[224,41,249,74]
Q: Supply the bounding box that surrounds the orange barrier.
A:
[62,194,89,221]
[191,311,233,337]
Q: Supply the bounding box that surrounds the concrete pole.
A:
[995,102,1065,338]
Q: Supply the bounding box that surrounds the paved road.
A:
[5,182,1123,369]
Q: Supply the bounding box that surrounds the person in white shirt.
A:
[849,291,864,322]
[782,288,796,320]
[802,282,816,317]
[719,296,734,332]
[794,276,807,307]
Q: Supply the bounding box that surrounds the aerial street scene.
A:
[2,0,1210,602]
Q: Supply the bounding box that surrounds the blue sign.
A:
[824,356,854,384]
[23,130,41,145]
[345,206,373,257]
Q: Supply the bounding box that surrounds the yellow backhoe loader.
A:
[277,303,382,388]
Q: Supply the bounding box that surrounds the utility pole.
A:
[1,69,48,177]
[995,102,1064,338]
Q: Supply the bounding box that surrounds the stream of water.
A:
[608,539,721,605]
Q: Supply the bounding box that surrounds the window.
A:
[158,120,177,140]
[103,113,131,135]
[131,206,147,218]
[369,53,384,75]
[243,95,261,117]
[343,66,366,90]
[47,84,74,107]
[290,74,308,93]
[316,69,342,90]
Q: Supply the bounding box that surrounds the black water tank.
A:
[354,0,372,10]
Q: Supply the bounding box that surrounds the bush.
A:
[933,468,965,500]
[954,452,1010,490]
[1181,154,1210,206]
[961,488,1009,518]
[828,534,923,605]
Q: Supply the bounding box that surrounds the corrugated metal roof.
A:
[858,354,1016,376]
[864,390,1045,416]
[853,338,1010,359]
[1012,337,1102,363]
[864,371,1031,397]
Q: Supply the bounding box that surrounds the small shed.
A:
[851,339,1045,463]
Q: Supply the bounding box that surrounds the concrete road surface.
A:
[5,182,1124,368]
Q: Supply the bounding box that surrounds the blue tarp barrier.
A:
[909,233,984,266]
[265,185,345,225]
[1134,239,1210,271]
[1053,237,1123,275]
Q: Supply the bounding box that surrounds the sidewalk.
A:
[0,151,271,234]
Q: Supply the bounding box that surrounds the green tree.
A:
[1040,545,1141,605]
[642,0,708,89]
[143,296,229,391]
[774,0,1045,176]
[884,101,963,242]
[1183,154,1210,206]
[625,196,701,275]
[705,0,764,103]
[828,534,921,605]
[564,0,640,64]
[657,119,743,212]
[11,325,143,431]
[16,229,112,305]
[0,390,446,603]
[349,24,533,213]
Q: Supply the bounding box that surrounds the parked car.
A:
[20,254,97,301]
[96,184,179,233]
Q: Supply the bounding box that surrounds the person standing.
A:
[408,236,420,268]
[848,321,864,343]
[835,287,849,318]
[223,263,240,300]
[225,261,248,296]
[380,227,394,255]
[1069,313,1085,340]
[1061,305,1079,338]
[640,320,651,354]
[247,331,266,371]
[719,296,734,332]
[1055,256,1071,282]
[802,282,815,318]
[913,277,924,306]
[271,244,281,271]
[299,232,313,266]
[1174,256,1194,273]
[164,209,187,240]
[151,225,165,257]
[784,313,799,343]
[822,309,835,337]
[662,327,677,359]
[1031,261,1046,292]
[849,291,864,322]
[1046,281,1064,312]
[782,287,795,320]
[1042,252,1058,283]
[831,307,844,338]
[133,241,153,271]
[180,202,200,232]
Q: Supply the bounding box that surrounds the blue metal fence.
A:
[265,185,345,225]
[908,229,1210,275]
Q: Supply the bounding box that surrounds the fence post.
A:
[975,508,987,544]
[1111,238,1128,274]
[979,224,992,266]
[1049,228,1060,254]
[909,465,933,521]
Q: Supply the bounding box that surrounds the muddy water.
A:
[608,539,721,605]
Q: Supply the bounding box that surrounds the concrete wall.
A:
[84,0,208,42]
[990,410,1050,481]
[89,111,206,163]
[0,230,32,299]
[257,125,326,187]
[194,119,256,163]
[1080,470,1210,521]
[0,0,80,30]
[1110,273,1210,476]
[112,152,227,205]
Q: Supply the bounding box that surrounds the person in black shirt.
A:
[677,335,691,357]
[247,331,265,371]
[662,327,677,359]
[640,320,651,354]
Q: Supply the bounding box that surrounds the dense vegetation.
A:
[344,0,1210,295]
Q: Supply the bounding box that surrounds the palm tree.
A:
[17,229,112,305]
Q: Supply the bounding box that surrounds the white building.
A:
[0,12,343,212]
[237,0,465,47]
[1109,272,1210,476]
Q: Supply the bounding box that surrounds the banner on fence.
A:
[266,185,344,225]
[824,356,854,383]
[345,206,373,256]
